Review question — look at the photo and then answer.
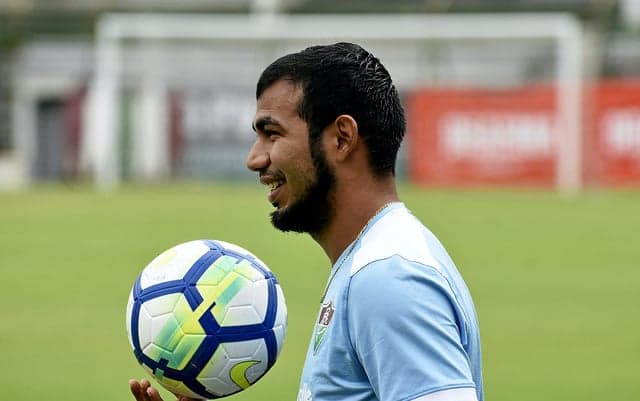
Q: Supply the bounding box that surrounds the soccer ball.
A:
[125,239,287,399]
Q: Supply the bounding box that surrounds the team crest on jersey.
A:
[313,300,335,354]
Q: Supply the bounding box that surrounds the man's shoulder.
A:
[350,205,440,277]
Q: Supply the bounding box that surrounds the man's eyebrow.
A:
[253,116,280,132]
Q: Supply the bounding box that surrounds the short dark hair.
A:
[256,42,406,175]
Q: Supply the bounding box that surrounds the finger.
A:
[146,385,166,401]
[143,380,155,401]
[129,379,150,401]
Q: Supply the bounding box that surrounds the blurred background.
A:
[1,1,639,401]
[0,0,639,190]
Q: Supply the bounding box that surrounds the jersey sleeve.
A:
[346,255,477,401]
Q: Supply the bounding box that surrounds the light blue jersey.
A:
[298,203,483,401]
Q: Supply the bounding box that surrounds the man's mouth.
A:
[260,173,286,207]
[268,181,284,205]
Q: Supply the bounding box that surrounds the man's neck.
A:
[313,183,399,264]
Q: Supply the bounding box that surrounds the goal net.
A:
[83,13,583,193]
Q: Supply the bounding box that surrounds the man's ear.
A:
[331,114,359,162]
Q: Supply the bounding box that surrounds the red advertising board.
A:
[586,79,640,185]
[406,86,557,186]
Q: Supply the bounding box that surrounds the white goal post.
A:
[84,12,583,193]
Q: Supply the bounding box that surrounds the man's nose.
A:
[246,140,270,172]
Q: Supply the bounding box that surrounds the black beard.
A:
[270,139,335,235]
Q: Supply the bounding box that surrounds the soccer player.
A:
[130,42,483,401]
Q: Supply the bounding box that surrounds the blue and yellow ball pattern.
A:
[126,240,287,399]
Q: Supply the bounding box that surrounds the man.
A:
[130,42,483,401]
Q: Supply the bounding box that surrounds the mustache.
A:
[259,169,286,182]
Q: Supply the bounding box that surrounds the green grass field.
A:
[1,183,638,401]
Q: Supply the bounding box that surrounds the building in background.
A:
[1,0,639,190]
